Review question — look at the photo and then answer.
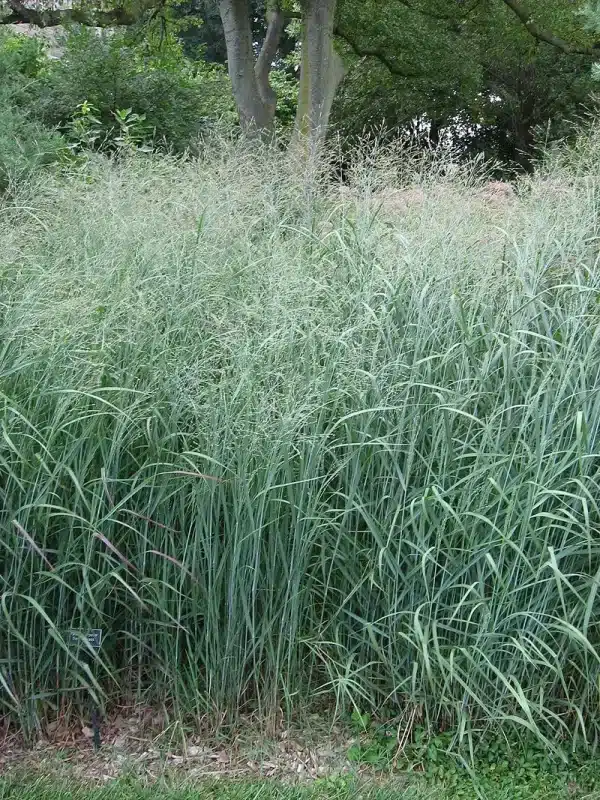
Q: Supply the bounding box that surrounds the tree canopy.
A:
[332,0,596,168]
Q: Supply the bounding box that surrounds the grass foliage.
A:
[1,131,600,753]
[0,104,68,192]
[0,774,596,800]
[0,778,423,800]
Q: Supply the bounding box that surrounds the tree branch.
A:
[1,0,147,27]
[500,0,596,56]
[334,25,422,77]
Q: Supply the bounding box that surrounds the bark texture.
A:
[219,0,277,134]
[294,0,345,150]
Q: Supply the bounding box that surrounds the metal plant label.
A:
[68,629,103,650]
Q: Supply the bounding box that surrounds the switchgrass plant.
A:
[1,129,600,755]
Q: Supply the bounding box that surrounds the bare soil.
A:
[0,708,380,785]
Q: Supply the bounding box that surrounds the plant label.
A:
[68,629,103,650]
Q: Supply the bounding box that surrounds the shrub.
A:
[0,29,48,86]
[33,28,235,151]
[0,101,68,191]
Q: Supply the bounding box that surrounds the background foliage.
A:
[0,0,597,171]
[32,28,235,151]
[0,32,67,190]
[332,0,596,170]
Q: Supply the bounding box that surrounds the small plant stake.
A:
[69,628,103,750]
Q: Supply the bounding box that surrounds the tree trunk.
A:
[429,118,441,148]
[219,0,277,135]
[293,0,345,151]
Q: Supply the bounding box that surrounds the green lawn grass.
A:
[0,774,596,800]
